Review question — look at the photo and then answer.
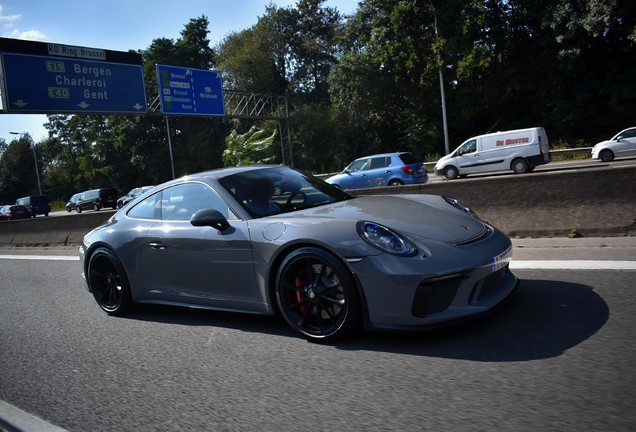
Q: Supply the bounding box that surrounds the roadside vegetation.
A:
[1,0,634,204]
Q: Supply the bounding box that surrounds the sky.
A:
[0,0,359,144]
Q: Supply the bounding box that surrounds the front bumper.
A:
[349,229,518,331]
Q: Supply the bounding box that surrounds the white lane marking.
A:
[511,260,636,270]
[0,255,79,261]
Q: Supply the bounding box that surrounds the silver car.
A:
[80,165,518,341]
[591,127,636,162]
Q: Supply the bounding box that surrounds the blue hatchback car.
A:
[326,152,428,190]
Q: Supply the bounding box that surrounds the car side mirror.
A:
[190,208,230,231]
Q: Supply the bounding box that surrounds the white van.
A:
[434,127,551,179]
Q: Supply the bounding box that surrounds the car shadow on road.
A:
[340,279,609,361]
[128,303,294,337]
[121,279,607,361]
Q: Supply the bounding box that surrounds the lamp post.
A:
[10,131,42,195]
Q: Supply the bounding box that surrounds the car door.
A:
[366,156,391,186]
[614,129,636,157]
[338,158,371,189]
[139,182,260,308]
[453,140,481,174]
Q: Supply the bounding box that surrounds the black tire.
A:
[67,207,72,212]
[388,179,403,186]
[76,206,82,213]
[444,165,459,180]
[511,158,529,174]
[117,202,123,209]
[87,247,133,315]
[275,247,361,342]
[94,203,100,211]
[599,149,614,162]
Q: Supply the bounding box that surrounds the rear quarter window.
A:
[398,153,420,165]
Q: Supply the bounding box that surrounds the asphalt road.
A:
[1,239,635,431]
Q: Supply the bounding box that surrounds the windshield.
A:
[218,166,353,218]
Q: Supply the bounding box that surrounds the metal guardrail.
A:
[550,147,593,155]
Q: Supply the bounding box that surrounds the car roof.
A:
[353,152,411,160]
[173,165,280,182]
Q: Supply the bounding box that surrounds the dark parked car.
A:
[117,186,154,208]
[326,152,428,190]
[80,165,517,342]
[75,188,118,213]
[0,204,30,221]
[66,193,82,212]
[15,195,50,217]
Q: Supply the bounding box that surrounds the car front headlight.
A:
[443,196,479,219]
[357,221,417,256]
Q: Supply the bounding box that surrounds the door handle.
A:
[149,241,167,250]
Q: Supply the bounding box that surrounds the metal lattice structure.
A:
[150,91,294,166]
[224,91,293,166]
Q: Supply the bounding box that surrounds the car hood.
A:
[593,139,614,148]
[434,153,454,167]
[325,172,347,182]
[280,195,488,244]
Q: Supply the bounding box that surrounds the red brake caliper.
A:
[294,268,308,315]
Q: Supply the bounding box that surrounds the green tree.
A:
[0,134,41,202]
[329,0,442,160]
[222,124,278,166]
[545,0,636,140]
[217,20,288,94]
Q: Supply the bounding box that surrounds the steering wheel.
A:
[286,192,307,208]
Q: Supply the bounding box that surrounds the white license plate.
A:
[490,245,512,272]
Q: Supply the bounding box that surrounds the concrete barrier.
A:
[351,165,636,237]
[0,165,634,246]
[0,211,113,246]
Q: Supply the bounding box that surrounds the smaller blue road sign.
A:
[156,64,225,116]
[1,52,147,114]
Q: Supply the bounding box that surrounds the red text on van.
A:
[496,137,530,146]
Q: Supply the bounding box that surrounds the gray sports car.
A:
[80,165,518,341]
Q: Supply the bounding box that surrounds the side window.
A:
[370,157,388,169]
[127,192,161,220]
[161,183,228,221]
[347,159,368,172]
[619,129,636,140]
[458,140,477,155]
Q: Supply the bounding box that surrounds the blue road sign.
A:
[1,52,147,114]
[156,64,225,116]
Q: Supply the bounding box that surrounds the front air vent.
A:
[411,273,464,317]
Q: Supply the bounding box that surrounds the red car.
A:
[0,204,30,221]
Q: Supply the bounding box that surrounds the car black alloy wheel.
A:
[88,247,133,315]
[276,247,361,342]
